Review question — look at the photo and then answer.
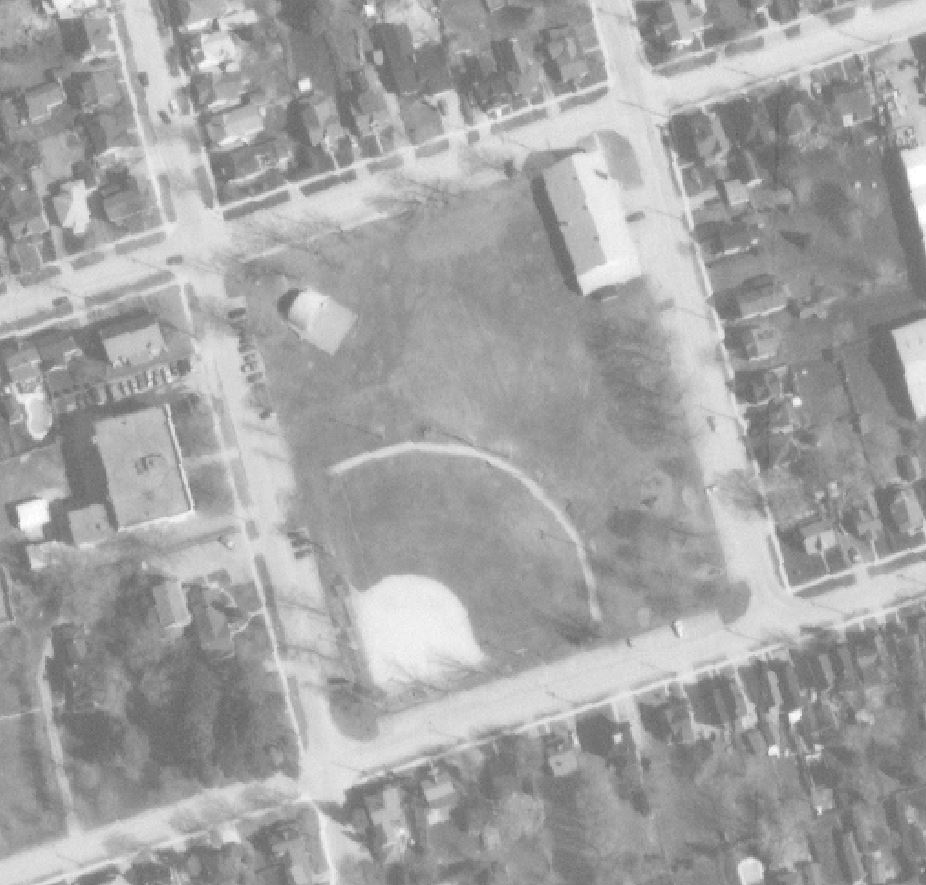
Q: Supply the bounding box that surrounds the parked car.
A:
[228,307,246,320]
[259,408,274,420]
[246,372,264,384]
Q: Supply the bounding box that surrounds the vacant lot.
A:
[236,179,726,670]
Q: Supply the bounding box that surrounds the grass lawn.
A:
[0,712,65,856]
[235,179,726,670]
[186,462,236,517]
[334,454,589,659]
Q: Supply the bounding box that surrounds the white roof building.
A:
[16,497,50,541]
[893,317,926,418]
[903,147,926,233]
[286,290,357,355]
[542,149,641,296]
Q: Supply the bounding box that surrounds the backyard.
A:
[233,177,729,681]
[701,86,926,584]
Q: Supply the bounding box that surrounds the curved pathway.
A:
[328,441,601,623]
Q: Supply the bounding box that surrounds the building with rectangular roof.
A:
[67,503,114,547]
[93,405,192,529]
[542,148,641,296]
[893,317,926,419]
[99,312,167,366]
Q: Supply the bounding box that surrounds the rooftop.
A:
[93,406,192,529]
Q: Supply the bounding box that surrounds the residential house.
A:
[798,861,824,885]
[206,103,264,146]
[702,223,759,264]
[421,772,459,826]
[363,785,410,855]
[188,582,234,657]
[718,177,751,212]
[179,0,246,33]
[370,23,417,95]
[732,275,790,320]
[414,42,453,96]
[67,503,114,547]
[100,311,165,363]
[728,146,764,188]
[23,81,66,123]
[655,0,707,50]
[797,519,837,556]
[887,484,924,537]
[673,109,731,168]
[541,25,589,85]
[844,495,881,546]
[757,663,783,711]
[293,94,342,146]
[152,576,190,638]
[101,186,147,228]
[892,317,926,419]
[741,323,780,362]
[839,831,865,885]
[399,99,443,145]
[67,69,121,110]
[7,176,49,240]
[190,70,249,112]
[187,31,240,71]
[347,66,391,136]
[212,135,293,182]
[766,89,817,146]
[777,660,804,714]
[59,14,116,60]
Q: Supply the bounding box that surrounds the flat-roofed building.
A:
[893,317,926,419]
[542,149,641,296]
[93,406,192,529]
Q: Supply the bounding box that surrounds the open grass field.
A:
[0,712,64,856]
[334,454,589,660]
[236,178,727,670]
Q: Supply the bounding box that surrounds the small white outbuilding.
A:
[286,289,357,355]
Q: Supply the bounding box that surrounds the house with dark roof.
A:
[541,25,589,85]
[844,495,881,545]
[102,186,147,228]
[370,23,417,95]
[24,81,66,123]
[212,135,293,182]
[414,42,453,95]
[732,275,790,319]
[292,94,342,146]
[190,70,249,112]
[7,177,49,241]
[59,14,116,60]
[207,103,264,146]
[420,772,458,826]
[189,582,234,657]
[67,69,121,109]
[399,100,443,145]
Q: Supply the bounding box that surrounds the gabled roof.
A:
[153,576,190,632]
[370,23,417,94]
[414,42,453,95]
[99,312,166,366]
[24,81,66,122]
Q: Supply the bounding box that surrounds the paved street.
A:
[7,0,926,881]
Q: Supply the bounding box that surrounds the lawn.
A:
[186,462,236,517]
[0,713,64,857]
[234,178,726,673]
[334,454,589,660]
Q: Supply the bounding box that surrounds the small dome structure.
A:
[285,288,357,355]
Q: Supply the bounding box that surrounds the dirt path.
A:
[327,441,602,624]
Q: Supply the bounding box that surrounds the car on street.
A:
[259,408,274,420]
[228,307,246,320]
[166,254,183,265]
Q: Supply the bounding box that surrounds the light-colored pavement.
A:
[35,638,80,836]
